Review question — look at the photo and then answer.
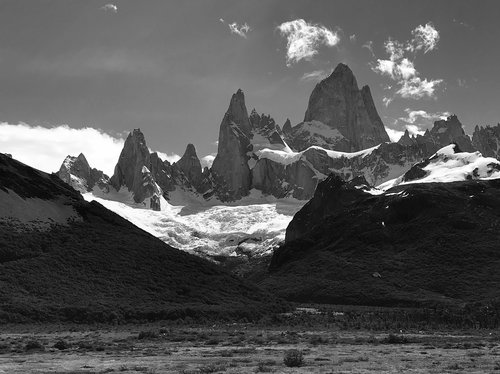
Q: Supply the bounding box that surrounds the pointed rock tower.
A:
[57,153,109,193]
[177,143,203,190]
[288,63,390,152]
[110,129,162,209]
[211,89,252,201]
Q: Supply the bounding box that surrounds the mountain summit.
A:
[285,63,390,152]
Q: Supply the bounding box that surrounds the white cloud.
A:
[219,18,225,23]
[396,77,443,99]
[153,151,180,165]
[400,108,450,125]
[409,23,439,53]
[0,123,124,175]
[362,41,375,57]
[373,59,396,79]
[385,127,405,142]
[382,97,393,107]
[349,34,356,42]
[228,22,251,38]
[277,19,340,66]
[300,69,329,82]
[201,154,216,169]
[371,22,443,100]
[101,3,118,13]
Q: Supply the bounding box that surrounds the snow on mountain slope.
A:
[379,144,500,190]
[256,144,381,166]
[0,188,82,230]
[83,189,304,257]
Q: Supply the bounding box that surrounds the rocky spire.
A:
[211,89,252,201]
[110,129,162,209]
[302,63,390,151]
[176,143,203,189]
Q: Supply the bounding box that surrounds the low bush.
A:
[283,349,304,367]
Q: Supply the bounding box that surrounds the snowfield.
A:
[379,145,500,190]
[84,189,305,257]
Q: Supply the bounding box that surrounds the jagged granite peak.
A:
[110,129,162,209]
[211,90,252,201]
[176,143,203,190]
[282,119,292,134]
[397,129,414,146]
[294,63,389,152]
[224,88,252,136]
[472,123,500,159]
[57,152,109,193]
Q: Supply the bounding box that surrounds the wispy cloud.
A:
[0,123,125,175]
[219,19,252,38]
[277,19,340,66]
[300,69,329,82]
[349,34,357,43]
[362,41,375,57]
[101,3,118,13]
[371,22,443,102]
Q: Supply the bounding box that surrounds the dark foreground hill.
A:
[264,173,500,309]
[0,154,284,323]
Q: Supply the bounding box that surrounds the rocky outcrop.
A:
[285,174,371,243]
[398,115,474,155]
[57,153,109,193]
[286,63,390,152]
[110,129,162,210]
[472,124,500,159]
[211,89,253,201]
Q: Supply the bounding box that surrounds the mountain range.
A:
[58,63,500,209]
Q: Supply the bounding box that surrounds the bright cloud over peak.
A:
[371,22,443,101]
[0,123,178,176]
[277,19,340,66]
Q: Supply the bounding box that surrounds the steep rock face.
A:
[287,63,389,152]
[211,90,252,201]
[57,153,109,193]
[110,129,162,209]
[472,124,500,159]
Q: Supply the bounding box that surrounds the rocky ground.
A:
[1,323,499,373]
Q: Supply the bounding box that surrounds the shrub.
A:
[53,339,70,350]
[138,330,158,340]
[382,333,409,344]
[25,340,44,351]
[283,349,304,367]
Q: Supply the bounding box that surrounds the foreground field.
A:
[1,324,499,373]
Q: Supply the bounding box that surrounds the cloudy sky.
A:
[0,0,499,173]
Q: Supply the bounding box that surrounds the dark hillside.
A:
[0,154,284,322]
[264,175,500,309]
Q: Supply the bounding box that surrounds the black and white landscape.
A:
[1,1,500,373]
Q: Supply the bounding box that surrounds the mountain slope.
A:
[264,146,500,308]
[0,154,284,322]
